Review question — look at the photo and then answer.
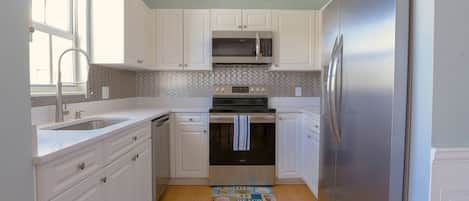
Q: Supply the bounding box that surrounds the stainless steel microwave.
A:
[212,31,273,65]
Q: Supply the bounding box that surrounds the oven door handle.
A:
[210,114,276,124]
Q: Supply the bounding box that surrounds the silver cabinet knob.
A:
[203,130,208,134]
[315,125,319,128]
[132,154,139,161]
[184,64,188,67]
[133,136,138,141]
[244,25,247,29]
[275,64,279,67]
[238,25,242,29]
[189,118,194,122]
[77,162,86,170]
[179,64,183,67]
[137,59,144,64]
[101,177,108,183]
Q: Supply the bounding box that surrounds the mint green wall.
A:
[147,0,329,9]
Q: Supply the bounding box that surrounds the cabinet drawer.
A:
[104,123,151,165]
[37,143,103,201]
[175,113,206,124]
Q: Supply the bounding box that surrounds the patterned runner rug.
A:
[212,186,277,201]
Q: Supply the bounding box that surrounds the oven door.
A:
[209,113,276,165]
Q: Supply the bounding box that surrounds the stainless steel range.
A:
[209,85,276,186]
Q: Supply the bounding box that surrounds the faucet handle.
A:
[75,110,85,119]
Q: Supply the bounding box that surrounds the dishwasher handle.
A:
[153,115,170,127]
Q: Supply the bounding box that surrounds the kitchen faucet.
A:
[56,48,91,122]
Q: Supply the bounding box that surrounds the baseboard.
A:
[431,147,469,201]
[169,177,306,186]
[275,177,305,185]
[169,178,209,186]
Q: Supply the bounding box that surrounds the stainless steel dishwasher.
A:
[152,114,170,201]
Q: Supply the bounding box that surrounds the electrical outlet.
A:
[295,87,302,97]
[102,86,110,99]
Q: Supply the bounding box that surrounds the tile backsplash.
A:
[137,67,321,97]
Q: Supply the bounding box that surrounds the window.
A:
[30,0,88,96]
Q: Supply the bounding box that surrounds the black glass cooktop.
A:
[210,97,275,113]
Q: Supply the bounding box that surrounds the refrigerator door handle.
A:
[330,35,344,144]
[327,36,341,144]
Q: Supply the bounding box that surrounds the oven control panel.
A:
[213,85,269,96]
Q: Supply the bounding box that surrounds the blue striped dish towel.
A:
[233,114,251,151]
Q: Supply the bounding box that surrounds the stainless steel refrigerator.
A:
[319,0,409,201]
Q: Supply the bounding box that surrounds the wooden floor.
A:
[160,185,317,201]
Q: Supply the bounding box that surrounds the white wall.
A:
[0,1,35,201]
[432,0,469,148]
[408,0,434,200]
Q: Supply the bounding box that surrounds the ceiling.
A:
[145,0,330,9]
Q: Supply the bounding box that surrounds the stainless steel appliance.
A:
[212,31,273,64]
[319,0,409,201]
[152,115,170,201]
[209,85,276,186]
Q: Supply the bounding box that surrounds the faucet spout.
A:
[56,48,90,122]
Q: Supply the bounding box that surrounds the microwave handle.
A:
[256,32,260,61]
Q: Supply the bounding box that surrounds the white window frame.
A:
[30,0,86,96]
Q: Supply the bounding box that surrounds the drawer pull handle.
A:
[315,125,319,128]
[133,136,138,141]
[77,162,86,170]
[101,177,107,183]
[189,118,194,122]
[203,130,208,134]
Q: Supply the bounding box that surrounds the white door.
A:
[272,10,320,71]
[211,9,243,31]
[175,129,209,177]
[103,154,135,201]
[183,10,211,71]
[143,5,155,68]
[125,0,145,66]
[277,113,302,178]
[156,9,184,70]
[311,132,320,197]
[242,10,272,31]
[50,173,104,201]
[134,142,152,201]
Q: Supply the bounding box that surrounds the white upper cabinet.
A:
[183,10,212,71]
[242,10,272,31]
[155,9,211,71]
[144,5,156,67]
[211,9,272,31]
[90,0,147,69]
[155,9,184,71]
[271,10,321,71]
[211,9,243,31]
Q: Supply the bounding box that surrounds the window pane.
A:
[29,31,51,85]
[32,0,46,23]
[52,36,74,83]
[45,0,70,31]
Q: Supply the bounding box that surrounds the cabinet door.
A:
[183,10,211,71]
[173,113,209,178]
[211,9,243,31]
[125,0,145,67]
[103,153,135,201]
[277,113,302,178]
[311,132,320,197]
[156,9,184,70]
[242,10,272,31]
[272,10,320,71]
[134,141,152,201]
[50,172,104,201]
[143,5,156,68]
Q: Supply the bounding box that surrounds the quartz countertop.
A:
[34,107,209,164]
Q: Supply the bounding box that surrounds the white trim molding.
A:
[431,148,469,201]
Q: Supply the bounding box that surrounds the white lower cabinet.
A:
[277,113,303,179]
[171,113,209,178]
[36,123,153,201]
[302,113,320,197]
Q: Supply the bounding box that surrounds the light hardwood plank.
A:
[160,185,317,201]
